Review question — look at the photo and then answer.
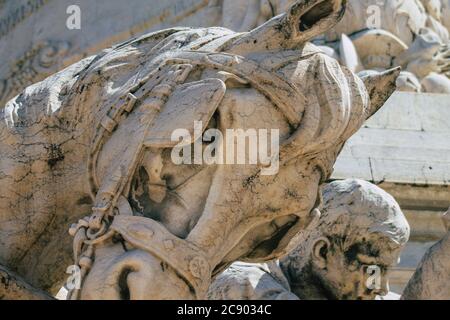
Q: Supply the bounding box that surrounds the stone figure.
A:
[402,208,450,300]
[0,0,400,300]
[221,0,293,32]
[421,72,450,93]
[221,0,450,93]
[208,179,410,300]
[393,28,450,79]
[395,71,422,92]
[325,0,429,46]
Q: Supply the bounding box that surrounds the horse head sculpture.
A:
[0,0,399,299]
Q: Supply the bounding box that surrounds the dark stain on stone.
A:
[46,144,65,168]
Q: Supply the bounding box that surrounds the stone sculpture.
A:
[0,0,224,108]
[402,208,450,300]
[320,0,450,93]
[423,1,450,43]
[221,0,292,32]
[0,0,400,300]
[325,0,429,46]
[220,0,450,93]
[421,72,450,93]
[207,179,410,300]
[443,1,450,32]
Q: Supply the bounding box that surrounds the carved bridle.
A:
[66,0,359,299]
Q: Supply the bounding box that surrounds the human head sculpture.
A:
[65,0,400,300]
[280,179,410,300]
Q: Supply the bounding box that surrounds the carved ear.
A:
[226,0,347,54]
[360,67,401,120]
[312,237,331,269]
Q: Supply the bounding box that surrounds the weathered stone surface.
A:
[208,179,410,300]
[0,0,217,107]
[325,0,428,46]
[396,71,422,92]
[333,92,450,186]
[443,0,450,32]
[220,0,292,32]
[0,264,53,300]
[421,0,443,22]
[316,0,450,92]
[0,0,401,300]
[350,29,408,71]
[2,0,449,103]
[422,72,450,93]
[339,34,362,73]
[332,88,450,295]
[394,29,448,78]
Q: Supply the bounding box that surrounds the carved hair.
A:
[281,179,410,270]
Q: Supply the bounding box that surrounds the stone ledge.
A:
[334,92,450,187]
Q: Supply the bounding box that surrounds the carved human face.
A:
[443,208,450,231]
[313,233,402,300]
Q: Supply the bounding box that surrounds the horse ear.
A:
[360,67,401,120]
[226,0,347,54]
[286,0,347,43]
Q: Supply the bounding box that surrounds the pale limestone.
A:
[2,0,449,104]
[318,0,450,92]
[221,0,293,32]
[394,29,450,80]
[325,0,428,46]
[333,91,450,186]
[443,0,450,32]
[0,0,400,300]
[350,29,408,71]
[339,34,362,73]
[0,0,219,107]
[421,0,443,21]
[208,179,410,300]
[402,210,450,300]
[0,264,54,300]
